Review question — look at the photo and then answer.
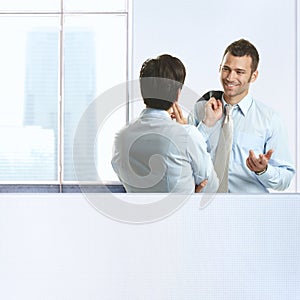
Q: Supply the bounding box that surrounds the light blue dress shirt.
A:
[112,108,219,193]
[188,94,295,193]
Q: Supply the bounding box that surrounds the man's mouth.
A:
[224,82,238,88]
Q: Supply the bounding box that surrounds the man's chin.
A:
[223,90,236,98]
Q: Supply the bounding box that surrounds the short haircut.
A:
[139,54,186,110]
[223,39,259,73]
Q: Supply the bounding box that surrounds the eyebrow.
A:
[222,65,246,72]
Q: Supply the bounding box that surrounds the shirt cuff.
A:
[255,164,275,181]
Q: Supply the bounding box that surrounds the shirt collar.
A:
[222,94,253,117]
[140,108,171,119]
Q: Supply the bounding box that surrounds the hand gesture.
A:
[203,97,223,127]
[171,102,188,124]
[246,149,274,174]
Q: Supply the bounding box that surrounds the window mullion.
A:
[58,0,64,192]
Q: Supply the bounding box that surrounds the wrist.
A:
[255,165,268,176]
[202,118,215,128]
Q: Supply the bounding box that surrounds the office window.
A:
[0,16,59,181]
[63,14,127,182]
[0,1,129,185]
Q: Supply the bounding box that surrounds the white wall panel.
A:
[0,193,299,299]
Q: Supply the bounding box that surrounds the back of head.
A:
[139,54,186,110]
[223,39,259,73]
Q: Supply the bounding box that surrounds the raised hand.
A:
[202,97,223,127]
[171,102,188,124]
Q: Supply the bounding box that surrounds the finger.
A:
[195,179,208,193]
[171,103,181,120]
[172,103,187,124]
[265,149,274,160]
[174,102,184,119]
[248,150,264,169]
[216,99,223,108]
[246,157,255,171]
[258,154,265,164]
[248,150,258,165]
[248,150,257,159]
[207,97,217,108]
[209,98,220,111]
[258,154,268,168]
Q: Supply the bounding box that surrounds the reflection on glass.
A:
[63,15,127,181]
[0,16,59,181]
[96,105,126,182]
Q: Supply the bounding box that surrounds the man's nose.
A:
[226,71,235,81]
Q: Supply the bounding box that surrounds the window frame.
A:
[0,0,131,192]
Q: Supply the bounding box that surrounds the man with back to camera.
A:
[111,54,219,193]
[174,38,295,193]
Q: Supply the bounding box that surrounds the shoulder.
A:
[250,98,285,132]
[182,124,206,144]
[182,123,200,134]
[251,98,280,119]
[251,98,275,114]
[114,117,140,140]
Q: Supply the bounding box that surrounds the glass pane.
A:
[0,0,60,12]
[63,14,127,181]
[64,0,127,12]
[0,16,59,181]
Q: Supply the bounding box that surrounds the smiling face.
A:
[220,53,258,105]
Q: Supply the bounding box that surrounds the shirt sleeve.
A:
[197,121,218,144]
[188,101,206,127]
[111,133,122,177]
[187,106,199,127]
[186,125,219,193]
[188,101,218,153]
[255,113,295,191]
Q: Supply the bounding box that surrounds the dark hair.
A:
[223,39,259,73]
[139,54,186,110]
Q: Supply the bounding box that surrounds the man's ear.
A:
[250,70,258,83]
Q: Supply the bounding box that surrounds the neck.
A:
[224,92,248,105]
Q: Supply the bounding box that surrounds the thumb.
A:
[265,149,274,160]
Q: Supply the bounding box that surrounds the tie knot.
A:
[225,104,233,116]
[223,104,233,125]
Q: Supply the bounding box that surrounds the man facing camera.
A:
[187,39,295,192]
[112,54,218,193]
